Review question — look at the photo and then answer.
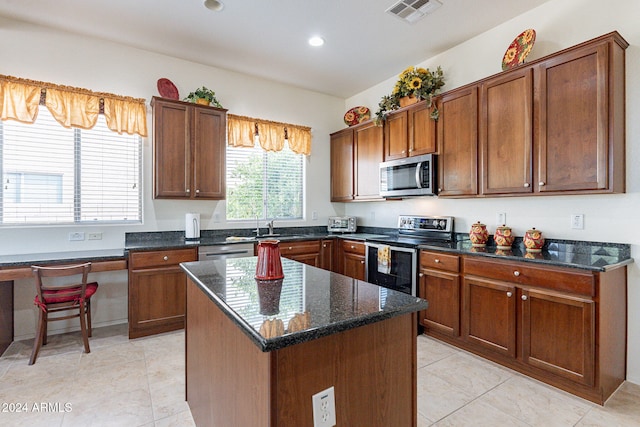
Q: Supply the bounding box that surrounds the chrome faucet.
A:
[266,220,274,235]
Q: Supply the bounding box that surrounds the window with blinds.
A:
[226,144,304,221]
[0,108,142,225]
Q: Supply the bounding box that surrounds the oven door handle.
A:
[365,242,417,253]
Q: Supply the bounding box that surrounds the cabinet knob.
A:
[521,295,528,301]
[186,188,190,193]
[419,273,424,277]
[288,246,292,250]
[408,148,413,152]
[360,260,365,264]
[323,244,327,248]
[539,181,545,186]
[401,150,405,154]
[351,245,355,249]
[523,183,530,188]
[506,291,513,297]
[438,188,442,192]
[434,259,440,263]
[513,271,520,277]
[195,189,200,194]
[163,256,169,261]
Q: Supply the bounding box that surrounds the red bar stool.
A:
[29,262,99,365]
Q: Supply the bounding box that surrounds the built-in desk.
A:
[0,249,127,355]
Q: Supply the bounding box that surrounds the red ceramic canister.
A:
[255,240,284,280]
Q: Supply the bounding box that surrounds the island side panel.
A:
[186,278,272,427]
[274,313,418,426]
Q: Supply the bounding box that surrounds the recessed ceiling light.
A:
[308,36,325,47]
[204,0,224,11]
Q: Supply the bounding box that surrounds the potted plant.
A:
[374,66,444,125]
[184,86,223,108]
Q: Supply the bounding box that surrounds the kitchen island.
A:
[181,256,427,427]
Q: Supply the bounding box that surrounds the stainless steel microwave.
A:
[379,153,437,197]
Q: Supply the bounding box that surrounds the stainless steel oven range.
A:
[365,215,454,296]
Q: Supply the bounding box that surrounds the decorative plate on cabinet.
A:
[157,78,179,100]
[344,106,370,126]
[502,29,536,71]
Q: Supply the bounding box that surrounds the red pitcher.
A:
[255,240,284,280]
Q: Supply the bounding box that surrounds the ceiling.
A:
[0,0,552,98]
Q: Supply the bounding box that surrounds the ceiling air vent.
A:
[386,0,443,24]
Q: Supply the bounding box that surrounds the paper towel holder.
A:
[185,213,201,241]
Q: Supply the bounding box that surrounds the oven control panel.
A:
[398,215,453,233]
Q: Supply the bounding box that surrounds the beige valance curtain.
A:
[0,74,148,137]
[227,114,311,155]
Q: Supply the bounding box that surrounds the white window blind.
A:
[0,108,142,225]
[226,144,304,221]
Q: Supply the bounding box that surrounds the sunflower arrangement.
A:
[375,65,445,125]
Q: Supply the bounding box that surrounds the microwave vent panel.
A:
[386,0,443,24]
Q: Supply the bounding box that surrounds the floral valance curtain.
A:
[0,74,147,137]
[227,114,311,155]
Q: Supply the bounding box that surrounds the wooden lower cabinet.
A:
[418,251,460,338]
[320,239,334,272]
[338,239,366,280]
[280,240,321,267]
[128,247,197,338]
[422,252,626,404]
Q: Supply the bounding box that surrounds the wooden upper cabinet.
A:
[153,99,190,198]
[535,33,627,194]
[152,97,227,199]
[354,121,383,200]
[437,86,479,197]
[480,68,533,195]
[330,120,383,202]
[330,127,354,201]
[384,101,437,161]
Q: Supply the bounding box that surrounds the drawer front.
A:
[279,240,320,256]
[341,240,365,256]
[463,256,595,296]
[420,251,459,273]
[130,248,198,269]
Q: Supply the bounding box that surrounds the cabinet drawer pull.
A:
[351,245,355,249]
[401,150,405,154]
[163,256,169,261]
[288,247,292,250]
[523,182,530,188]
[539,181,545,186]
[419,273,424,277]
[434,259,440,263]
[186,188,190,193]
[507,291,513,297]
[195,189,200,194]
[513,271,520,277]
[360,260,365,264]
[521,295,528,301]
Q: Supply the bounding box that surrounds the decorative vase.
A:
[524,228,545,253]
[469,221,489,247]
[494,225,515,249]
[196,98,210,105]
[399,94,419,108]
[255,240,284,280]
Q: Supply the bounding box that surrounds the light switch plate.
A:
[571,214,585,229]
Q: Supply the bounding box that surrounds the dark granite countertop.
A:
[0,249,126,268]
[418,236,632,272]
[181,257,428,352]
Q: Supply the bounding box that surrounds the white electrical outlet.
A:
[370,211,376,220]
[213,213,221,223]
[571,214,585,229]
[496,212,506,225]
[87,232,102,240]
[68,232,85,241]
[312,386,336,427]
[312,211,318,221]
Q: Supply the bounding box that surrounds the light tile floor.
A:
[1,325,639,426]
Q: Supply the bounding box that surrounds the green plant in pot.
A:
[374,66,444,125]
[184,86,223,108]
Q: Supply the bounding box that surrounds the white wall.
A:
[345,0,640,384]
[0,17,345,337]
